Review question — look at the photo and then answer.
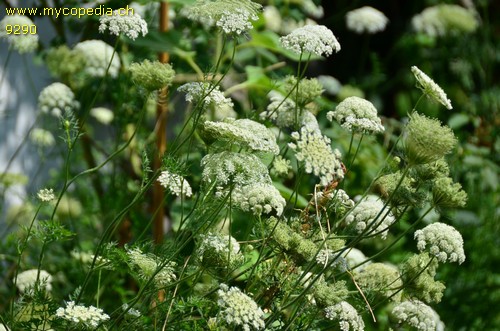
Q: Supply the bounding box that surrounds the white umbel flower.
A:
[37,188,55,202]
[90,107,114,124]
[73,40,121,78]
[217,284,265,331]
[414,222,465,264]
[184,0,261,35]
[345,195,395,239]
[157,170,192,197]
[289,126,344,186]
[178,82,233,108]
[203,118,280,154]
[30,128,55,147]
[38,82,79,117]
[14,269,53,293]
[280,25,341,57]
[325,301,365,331]
[327,96,385,134]
[346,6,389,34]
[391,300,444,331]
[0,15,38,53]
[232,183,286,216]
[411,66,453,110]
[197,233,244,268]
[99,10,148,40]
[55,301,110,328]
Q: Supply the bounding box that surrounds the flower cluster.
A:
[73,40,121,78]
[157,170,193,197]
[289,126,344,186]
[99,10,148,40]
[404,112,457,166]
[280,25,341,57]
[411,66,452,110]
[343,247,370,271]
[324,301,365,331]
[412,4,478,38]
[55,301,110,329]
[14,269,53,293]
[90,107,114,125]
[272,156,291,177]
[318,75,342,95]
[70,250,111,268]
[281,76,324,107]
[127,248,177,287]
[184,0,261,35]
[327,96,385,134]
[346,6,389,34]
[202,118,279,154]
[217,284,265,331]
[129,60,175,92]
[401,253,446,303]
[344,195,395,239]
[30,129,55,147]
[178,82,234,110]
[197,233,244,269]
[432,176,467,208]
[414,222,465,264]
[38,82,79,117]
[201,152,270,189]
[391,300,444,331]
[355,263,402,302]
[37,188,55,202]
[0,15,38,53]
[232,183,286,216]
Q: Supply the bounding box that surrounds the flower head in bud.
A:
[271,156,291,177]
[197,233,244,270]
[346,6,389,34]
[432,176,467,208]
[289,126,344,186]
[37,188,55,202]
[99,10,148,40]
[184,0,261,35]
[38,83,80,117]
[404,112,457,166]
[0,15,38,53]
[56,301,110,329]
[74,40,121,78]
[217,284,265,330]
[280,25,340,57]
[127,248,176,287]
[414,222,465,264]
[375,172,426,208]
[327,96,384,134]
[391,300,444,331]
[411,66,452,110]
[312,276,349,307]
[202,118,279,154]
[129,60,175,92]
[324,301,365,331]
[281,76,324,107]
[157,170,192,197]
[401,253,445,303]
[14,269,52,293]
[355,263,403,302]
[344,195,395,239]
[30,128,55,147]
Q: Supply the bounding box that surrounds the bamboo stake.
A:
[153,1,170,245]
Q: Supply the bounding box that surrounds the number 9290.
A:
[5,24,37,35]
